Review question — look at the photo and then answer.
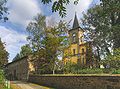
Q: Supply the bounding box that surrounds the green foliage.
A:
[63,62,104,74]
[12,44,32,61]
[0,38,8,68]
[82,5,111,61]
[0,0,8,21]
[12,53,20,61]
[76,68,103,74]
[82,0,120,62]
[0,70,4,83]
[0,69,11,89]
[100,0,120,49]
[27,14,69,74]
[27,14,46,51]
[103,48,120,69]
[41,0,79,17]
[112,69,120,74]
[63,61,119,74]
[19,44,32,57]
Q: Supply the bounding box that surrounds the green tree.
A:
[27,14,69,74]
[12,53,20,61]
[82,5,110,61]
[100,0,120,49]
[0,38,8,67]
[20,44,32,57]
[102,48,120,71]
[43,27,67,74]
[27,14,46,51]
[41,0,80,17]
[0,0,8,21]
[82,0,120,61]
[12,44,32,61]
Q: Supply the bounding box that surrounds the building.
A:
[63,14,93,67]
[4,56,35,81]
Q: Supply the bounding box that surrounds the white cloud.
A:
[0,0,93,62]
[0,26,28,62]
[66,0,93,19]
[46,0,93,27]
[7,0,41,27]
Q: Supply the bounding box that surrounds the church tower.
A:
[63,13,92,66]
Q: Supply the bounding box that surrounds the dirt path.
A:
[11,81,52,89]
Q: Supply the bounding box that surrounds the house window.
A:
[72,33,76,43]
[73,49,76,55]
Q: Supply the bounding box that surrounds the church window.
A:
[82,57,85,64]
[82,48,84,53]
[73,49,76,55]
[72,33,76,43]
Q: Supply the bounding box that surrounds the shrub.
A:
[75,68,103,74]
[112,69,120,74]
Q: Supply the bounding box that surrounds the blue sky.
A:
[0,0,99,62]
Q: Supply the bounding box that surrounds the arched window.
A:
[72,33,76,43]
[80,36,84,43]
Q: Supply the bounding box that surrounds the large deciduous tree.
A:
[100,0,120,49]
[82,0,120,61]
[27,14,68,74]
[0,38,8,67]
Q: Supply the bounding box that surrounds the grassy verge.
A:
[0,69,12,89]
[32,73,120,77]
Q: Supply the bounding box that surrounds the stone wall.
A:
[29,75,120,89]
[5,57,29,81]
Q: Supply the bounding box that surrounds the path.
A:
[11,81,52,89]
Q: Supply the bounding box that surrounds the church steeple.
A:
[72,13,79,29]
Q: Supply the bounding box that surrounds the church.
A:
[63,13,93,67]
[4,14,94,81]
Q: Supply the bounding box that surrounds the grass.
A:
[32,73,120,77]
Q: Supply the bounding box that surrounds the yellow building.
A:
[63,14,93,67]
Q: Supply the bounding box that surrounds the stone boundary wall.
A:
[28,74,120,89]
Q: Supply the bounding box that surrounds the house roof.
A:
[4,56,28,67]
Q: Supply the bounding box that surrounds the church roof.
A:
[72,13,80,29]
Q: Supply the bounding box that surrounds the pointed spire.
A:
[72,12,79,29]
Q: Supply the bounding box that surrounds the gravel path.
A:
[11,81,52,89]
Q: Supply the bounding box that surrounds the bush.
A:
[71,68,103,74]
[112,69,120,74]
